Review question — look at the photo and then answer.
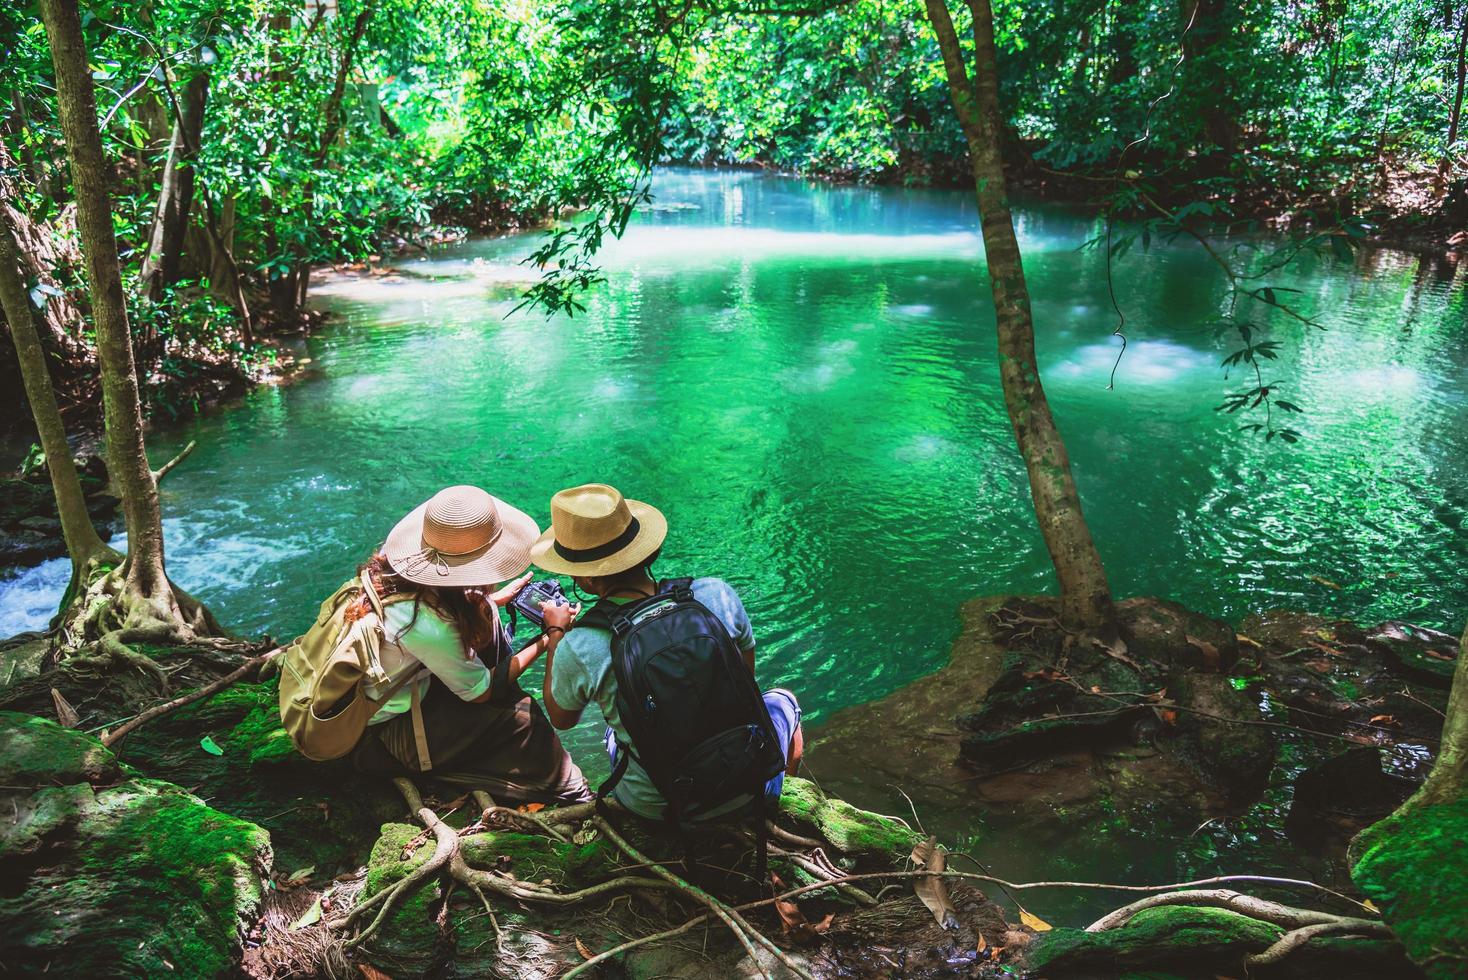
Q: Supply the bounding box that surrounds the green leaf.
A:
[289,898,322,931]
[200,735,225,756]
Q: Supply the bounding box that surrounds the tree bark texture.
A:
[0,198,112,572]
[923,0,1115,631]
[1401,623,1468,811]
[139,71,209,303]
[40,0,175,616]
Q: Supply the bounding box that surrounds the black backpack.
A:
[580,578,786,875]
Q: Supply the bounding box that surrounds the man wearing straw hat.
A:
[530,483,803,821]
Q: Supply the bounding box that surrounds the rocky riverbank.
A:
[0,593,1456,978]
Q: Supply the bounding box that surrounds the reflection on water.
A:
[1,169,1465,908]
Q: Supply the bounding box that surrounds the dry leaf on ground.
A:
[909,837,960,930]
[51,688,79,728]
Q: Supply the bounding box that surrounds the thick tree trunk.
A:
[924,0,1115,632]
[0,201,114,576]
[139,71,209,303]
[40,0,178,622]
[1179,0,1241,162]
[1400,623,1468,811]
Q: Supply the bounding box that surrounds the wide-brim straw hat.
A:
[384,485,540,586]
[530,483,667,577]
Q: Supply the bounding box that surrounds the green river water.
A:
[3,168,1466,918]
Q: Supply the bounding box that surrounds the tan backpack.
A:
[278,572,432,768]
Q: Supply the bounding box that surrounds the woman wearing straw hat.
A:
[345,485,590,804]
[530,483,803,820]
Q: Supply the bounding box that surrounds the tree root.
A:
[1245,919,1394,967]
[101,647,280,747]
[593,815,814,980]
[344,805,459,951]
[771,844,878,906]
[1086,889,1343,932]
[480,804,571,842]
[766,820,824,850]
[1086,888,1392,970]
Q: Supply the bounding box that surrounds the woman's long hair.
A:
[348,552,503,661]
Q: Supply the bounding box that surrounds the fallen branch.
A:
[563,910,719,979]
[102,648,280,746]
[593,815,813,980]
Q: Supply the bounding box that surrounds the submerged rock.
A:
[0,712,271,977]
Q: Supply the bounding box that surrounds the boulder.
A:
[1118,596,1240,672]
[0,713,271,977]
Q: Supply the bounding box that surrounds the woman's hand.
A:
[542,599,581,633]
[479,572,533,609]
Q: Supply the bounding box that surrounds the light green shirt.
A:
[365,602,492,723]
[548,578,755,817]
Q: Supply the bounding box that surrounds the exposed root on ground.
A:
[101,646,281,746]
[1086,887,1393,968]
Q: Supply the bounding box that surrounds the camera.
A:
[512,579,567,629]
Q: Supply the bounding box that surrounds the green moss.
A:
[1026,906,1283,975]
[777,776,921,859]
[358,822,448,974]
[115,678,399,874]
[1352,797,1468,979]
[459,829,617,886]
[0,777,269,977]
[0,710,119,787]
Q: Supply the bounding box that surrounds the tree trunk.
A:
[0,198,115,577]
[139,71,209,303]
[40,0,177,622]
[1399,623,1468,811]
[1179,0,1241,162]
[1436,6,1468,195]
[924,0,1116,632]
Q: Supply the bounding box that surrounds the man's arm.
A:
[540,600,584,730]
[541,631,584,729]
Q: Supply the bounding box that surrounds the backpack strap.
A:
[660,577,695,600]
[408,674,432,771]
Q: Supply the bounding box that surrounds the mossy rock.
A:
[0,710,121,787]
[776,775,920,860]
[0,774,270,977]
[115,679,400,874]
[1025,904,1414,979]
[1352,797,1468,979]
[1168,671,1275,795]
[358,822,451,976]
[459,828,617,886]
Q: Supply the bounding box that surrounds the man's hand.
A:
[542,599,581,632]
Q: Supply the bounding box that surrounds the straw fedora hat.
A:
[530,484,667,577]
[383,485,540,586]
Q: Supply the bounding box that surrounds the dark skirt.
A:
[350,679,591,805]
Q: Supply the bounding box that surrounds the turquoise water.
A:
[3,168,1466,802]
